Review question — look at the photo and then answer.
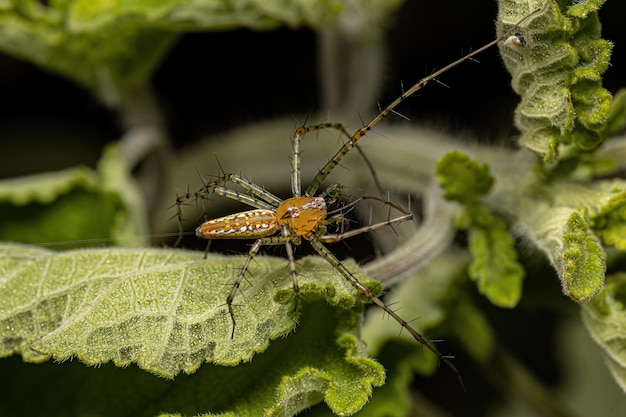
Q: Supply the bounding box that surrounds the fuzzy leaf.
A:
[581,273,626,393]
[467,208,525,308]
[0,244,385,416]
[588,180,626,251]
[350,343,428,417]
[0,1,176,96]
[436,151,493,203]
[600,88,626,139]
[561,210,606,300]
[437,151,524,307]
[497,0,613,161]
[519,179,624,292]
[519,198,606,301]
[0,144,147,249]
[0,0,346,98]
[0,300,382,417]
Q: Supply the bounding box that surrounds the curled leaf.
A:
[0,144,147,249]
[497,0,613,161]
[582,273,626,393]
[519,200,606,301]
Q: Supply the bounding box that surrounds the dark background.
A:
[1,1,625,179]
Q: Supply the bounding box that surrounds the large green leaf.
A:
[0,244,386,416]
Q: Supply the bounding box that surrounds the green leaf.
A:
[0,144,147,249]
[467,208,525,308]
[567,0,608,19]
[519,197,606,301]
[436,151,493,203]
[582,273,626,393]
[517,178,626,301]
[437,151,524,307]
[0,300,381,417]
[351,343,427,417]
[0,1,176,97]
[0,1,346,98]
[300,341,432,417]
[561,210,606,300]
[497,0,613,161]
[68,0,345,32]
[600,88,626,138]
[0,244,385,416]
[589,180,626,251]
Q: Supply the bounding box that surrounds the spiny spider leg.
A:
[197,174,281,209]
[224,233,297,338]
[174,172,285,246]
[291,123,384,197]
[305,8,541,197]
[172,175,229,246]
[227,173,283,207]
[322,195,412,239]
[308,237,466,392]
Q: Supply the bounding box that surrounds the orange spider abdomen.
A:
[196,209,278,239]
[276,196,327,239]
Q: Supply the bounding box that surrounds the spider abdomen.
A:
[196,209,278,239]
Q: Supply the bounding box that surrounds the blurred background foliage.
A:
[2,1,626,416]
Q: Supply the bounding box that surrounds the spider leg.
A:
[174,174,283,246]
[226,235,290,338]
[280,224,302,315]
[306,9,540,197]
[318,183,343,201]
[172,175,230,246]
[319,211,412,243]
[308,237,465,392]
[227,173,283,207]
[291,123,384,197]
[322,195,413,242]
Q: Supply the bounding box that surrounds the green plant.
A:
[1,1,626,416]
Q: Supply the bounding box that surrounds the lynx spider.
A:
[174,9,538,389]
